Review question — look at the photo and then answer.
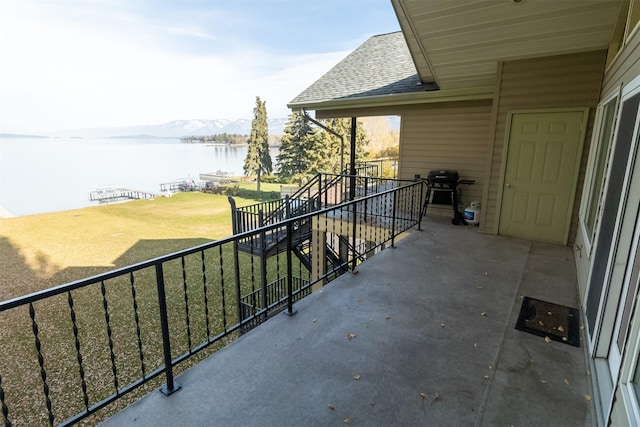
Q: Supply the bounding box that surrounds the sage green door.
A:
[499,110,586,244]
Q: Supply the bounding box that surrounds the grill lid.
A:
[428,170,459,184]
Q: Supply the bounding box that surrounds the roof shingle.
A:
[289,31,428,107]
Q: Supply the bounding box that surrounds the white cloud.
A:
[0,1,366,134]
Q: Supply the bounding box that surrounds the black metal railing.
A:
[355,157,398,179]
[230,173,413,235]
[0,179,425,427]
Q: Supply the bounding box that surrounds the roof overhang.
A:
[288,85,494,115]
[289,0,624,115]
[391,0,623,92]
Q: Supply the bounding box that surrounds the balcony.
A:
[98,215,590,426]
[0,177,591,426]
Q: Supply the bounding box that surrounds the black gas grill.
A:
[422,170,475,224]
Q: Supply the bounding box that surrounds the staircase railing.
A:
[230,172,411,235]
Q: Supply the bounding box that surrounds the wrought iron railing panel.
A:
[0,179,424,427]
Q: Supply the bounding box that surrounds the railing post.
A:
[156,263,181,396]
[318,173,323,209]
[259,211,268,320]
[363,177,368,223]
[286,219,296,315]
[418,182,424,231]
[285,195,291,218]
[228,196,238,234]
[391,190,398,248]
[232,233,243,327]
[351,200,358,272]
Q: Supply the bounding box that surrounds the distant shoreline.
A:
[0,133,49,139]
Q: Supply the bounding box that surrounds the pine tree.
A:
[317,118,370,174]
[243,96,272,192]
[276,112,324,183]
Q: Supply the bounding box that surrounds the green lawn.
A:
[227,182,282,192]
[0,191,310,427]
[0,192,258,300]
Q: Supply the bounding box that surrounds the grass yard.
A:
[0,192,258,301]
[0,191,312,427]
[227,182,282,192]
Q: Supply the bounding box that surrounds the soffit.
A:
[392,0,623,90]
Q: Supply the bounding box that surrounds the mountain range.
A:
[46,118,290,139]
[3,116,401,139]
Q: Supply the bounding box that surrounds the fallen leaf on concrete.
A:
[434,392,441,401]
[385,316,391,320]
[564,379,570,385]
[346,332,356,340]
[562,337,568,342]
[328,404,335,411]
[420,392,427,400]
[481,312,487,317]
[585,395,592,401]
[541,379,547,384]
[558,325,565,332]
[538,321,544,326]
[484,272,489,276]
[353,373,361,380]
[312,319,317,323]
[544,336,551,343]
[483,375,489,380]
[440,323,446,328]
[344,417,351,424]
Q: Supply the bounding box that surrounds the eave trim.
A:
[287,86,495,112]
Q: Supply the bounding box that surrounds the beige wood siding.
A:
[399,100,492,216]
[484,50,606,242]
[603,23,640,96]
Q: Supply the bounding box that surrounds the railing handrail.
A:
[0,180,424,312]
[0,178,425,427]
[233,173,414,217]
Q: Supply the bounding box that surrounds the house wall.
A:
[483,50,607,242]
[602,24,640,95]
[318,101,493,218]
[398,100,492,216]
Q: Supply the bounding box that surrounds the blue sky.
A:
[0,0,400,134]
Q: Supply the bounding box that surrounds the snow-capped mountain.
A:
[50,118,288,138]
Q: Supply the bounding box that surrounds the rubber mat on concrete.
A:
[515,297,580,347]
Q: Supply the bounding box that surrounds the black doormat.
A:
[515,297,580,347]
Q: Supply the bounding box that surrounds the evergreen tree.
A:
[243,96,272,191]
[276,112,324,183]
[317,118,369,174]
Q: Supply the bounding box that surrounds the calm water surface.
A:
[0,137,273,216]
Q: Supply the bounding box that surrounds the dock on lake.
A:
[89,188,160,204]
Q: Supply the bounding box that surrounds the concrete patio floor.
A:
[101,215,592,426]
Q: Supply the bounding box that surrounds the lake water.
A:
[0,137,277,217]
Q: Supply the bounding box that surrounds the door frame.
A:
[583,75,640,423]
[496,108,589,245]
[588,79,640,355]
